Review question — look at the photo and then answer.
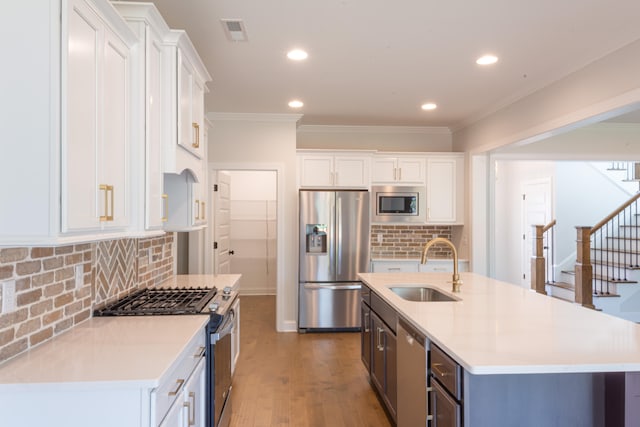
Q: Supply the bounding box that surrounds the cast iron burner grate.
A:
[93,287,217,316]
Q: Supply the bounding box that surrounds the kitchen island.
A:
[359,271,640,426]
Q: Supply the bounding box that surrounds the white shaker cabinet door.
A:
[102,27,131,229]
[426,157,457,223]
[146,29,165,229]
[63,0,101,233]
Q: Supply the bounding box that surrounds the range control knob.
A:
[223,286,232,295]
[209,302,220,313]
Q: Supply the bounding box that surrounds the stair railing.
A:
[531,220,556,295]
[575,192,640,309]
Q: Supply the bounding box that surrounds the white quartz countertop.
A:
[0,274,241,389]
[358,272,640,375]
[0,315,209,389]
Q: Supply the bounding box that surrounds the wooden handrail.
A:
[591,192,640,234]
[542,219,557,233]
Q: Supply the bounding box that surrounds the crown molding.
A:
[207,112,303,123]
[297,124,451,135]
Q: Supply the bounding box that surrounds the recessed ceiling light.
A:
[421,103,437,111]
[288,100,304,108]
[476,55,498,65]
[287,49,308,61]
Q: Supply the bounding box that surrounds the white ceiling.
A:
[120,0,640,128]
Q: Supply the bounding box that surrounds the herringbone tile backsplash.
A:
[0,234,174,364]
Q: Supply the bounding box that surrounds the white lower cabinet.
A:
[159,358,206,427]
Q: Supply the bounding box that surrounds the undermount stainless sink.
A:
[389,286,458,302]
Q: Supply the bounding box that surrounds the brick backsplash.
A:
[371,224,452,259]
[0,234,174,364]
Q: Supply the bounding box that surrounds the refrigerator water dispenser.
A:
[306,224,327,254]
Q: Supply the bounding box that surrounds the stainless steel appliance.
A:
[298,190,370,331]
[93,286,238,427]
[397,317,428,427]
[372,185,426,223]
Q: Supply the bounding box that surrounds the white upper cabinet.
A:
[64,0,132,233]
[372,155,425,184]
[114,4,211,233]
[0,0,137,246]
[112,2,171,233]
[426,155,465,224]
[298,151,371,188]
[161,31,211,231]
[163,30,211,174]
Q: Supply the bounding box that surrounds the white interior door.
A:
[521,178,552,287]
[214,171,231,274]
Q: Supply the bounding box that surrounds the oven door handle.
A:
[210,309,235,344]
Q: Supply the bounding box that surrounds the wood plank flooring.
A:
[230,295,392,427]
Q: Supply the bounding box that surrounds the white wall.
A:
[493,161,555,285]
[229,171,277,201]
[453,39,640,154]
[297,125,452,152]
[208,113,300,332]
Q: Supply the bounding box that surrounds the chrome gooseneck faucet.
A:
[420,237,463,293]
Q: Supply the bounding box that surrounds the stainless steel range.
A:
[94,286,237,427]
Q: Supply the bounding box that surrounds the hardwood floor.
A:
[230,295,392,427]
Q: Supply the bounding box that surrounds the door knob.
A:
[229,250,235,255]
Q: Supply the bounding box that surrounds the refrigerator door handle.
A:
[336,196,342,275]
[303,284,361,291]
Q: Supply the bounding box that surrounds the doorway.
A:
[209,169,278,295]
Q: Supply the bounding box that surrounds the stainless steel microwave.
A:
[372,185,426,223]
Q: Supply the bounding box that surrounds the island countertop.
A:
[358,271,640,375]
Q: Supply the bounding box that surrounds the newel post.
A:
[575,226,595,309]
[531,225,546,294]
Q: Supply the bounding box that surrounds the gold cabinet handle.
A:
[162,194,168,222]
[201,201,205,220]
[431,363,449,378]
[192,122,200,148]
[99,184,108,221]
[168,378,185,396]
[194,346,205,358]
[99,184,114,221]
[188,391,196,426]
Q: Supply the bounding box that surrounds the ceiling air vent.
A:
[221,19,248,42]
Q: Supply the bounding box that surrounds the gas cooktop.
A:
[93,287,217,316]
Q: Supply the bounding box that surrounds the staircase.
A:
[544,193,640,322]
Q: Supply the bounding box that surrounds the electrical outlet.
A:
[148,249,153,265]
[2,280,16,313]
[377,234,383,243]
[75,265,84,290]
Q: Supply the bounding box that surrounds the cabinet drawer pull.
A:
[162,194,168,222]
[192,122,200,148]
[431,363,449,378]
[363,312,370,333]
[188,392,196,426]
[194,346,206,358]
[398,167,402,181]
[201,201,205,220]
[168,378,185,396]
[376,327,384,351]
[99,184,114,221]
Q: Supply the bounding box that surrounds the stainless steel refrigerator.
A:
[298,190,370,331]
